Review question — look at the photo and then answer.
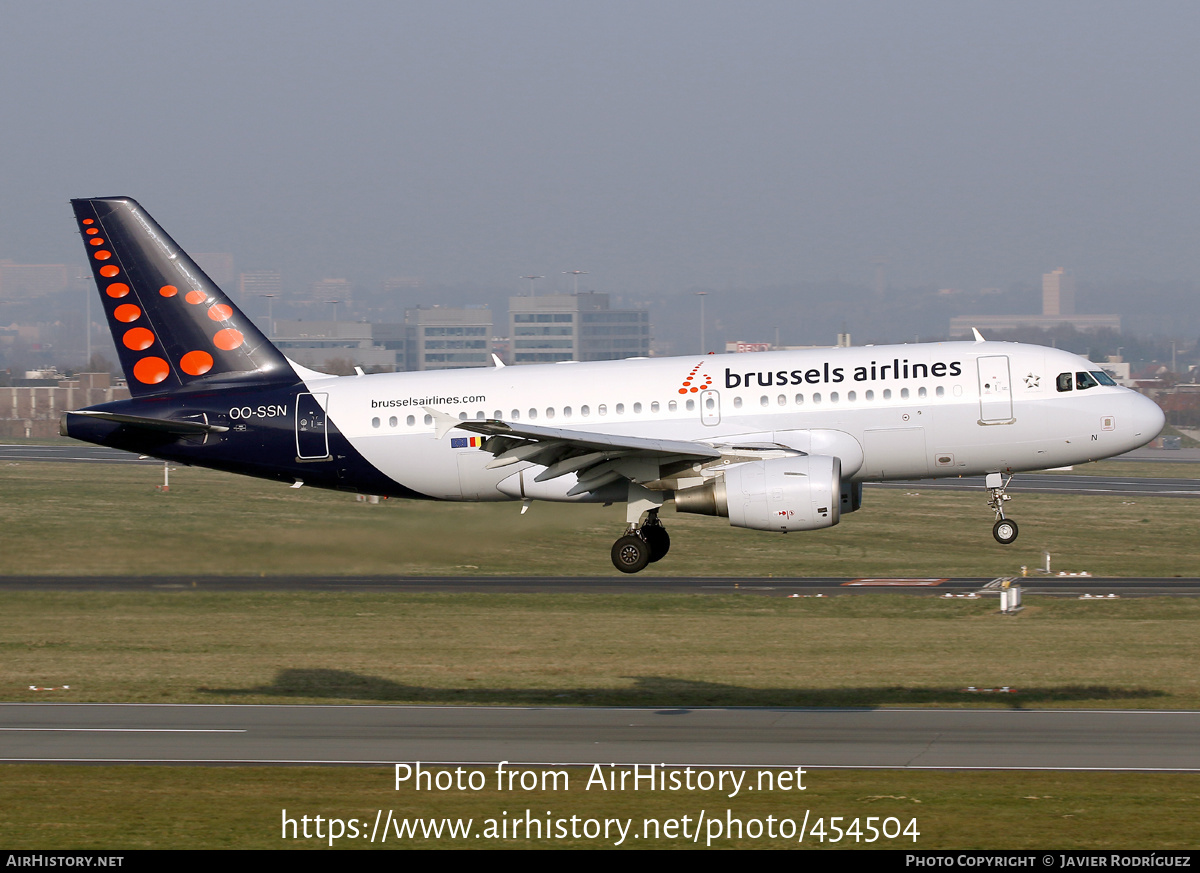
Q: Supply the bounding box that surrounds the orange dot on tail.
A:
[678,388,688,395]
[159,285,178,297]
[105,283,130,298]
[99,265,119,277]
[82,219,94,225]
[113,304,141,322]
[122,327,155,351]
[86,228,99,235]
[185,290,206,304]
[213,328,244,350]
[93,250,112,260]
[89,238,104,246]
[207,303,233,321]
[180,350,214,376]
[133,356,170,385]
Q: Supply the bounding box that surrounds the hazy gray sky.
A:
[2,0,1198,294]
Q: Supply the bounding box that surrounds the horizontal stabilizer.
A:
[63,409,229,435]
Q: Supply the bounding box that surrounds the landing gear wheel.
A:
[642,524,670,563]
[612,535,651,574]
[992,518,1018,545]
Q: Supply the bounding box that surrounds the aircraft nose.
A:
[1128,391,1166,448]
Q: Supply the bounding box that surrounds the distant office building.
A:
[405,306,492,371]
[309,277,353,303]
[193,253,235,289]
[272,320,403,372]
[0,261,70,300]
[382,276,423,293]
[1042,267,1076,316]
[950,268,1120,336]
[239,270,283,302]
[509,292,649,365]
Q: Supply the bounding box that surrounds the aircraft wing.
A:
[444,415,722,496]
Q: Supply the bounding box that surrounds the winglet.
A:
[423,407,462,439]
[972,328,986,343]
[491,354,506,369]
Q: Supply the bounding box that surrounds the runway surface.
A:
[2,704,1198,771]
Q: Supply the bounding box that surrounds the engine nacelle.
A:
[675,455,842,532]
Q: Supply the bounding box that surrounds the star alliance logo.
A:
[1023,373,1040,388]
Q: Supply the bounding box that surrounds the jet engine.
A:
[674,455,842,532]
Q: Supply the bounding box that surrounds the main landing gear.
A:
[611,484,671,574]
[611,510,671,574]
[986,472,1019,545]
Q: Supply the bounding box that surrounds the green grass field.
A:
[3,765,1198,849]
[0,457,1195,577]
[1,457,1198,849]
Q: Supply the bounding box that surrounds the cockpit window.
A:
[1075,371,1099,390]
[1091,370,1117,386]
[1056,372,1073,392]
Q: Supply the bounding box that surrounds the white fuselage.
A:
[296,340,1163,502]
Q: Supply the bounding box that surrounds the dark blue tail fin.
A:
[72,197,296,396]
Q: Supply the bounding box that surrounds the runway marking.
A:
[0,758,1197,773]
[0,728,245,733]
[844,579,949,586]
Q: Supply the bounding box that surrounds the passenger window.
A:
[795,394,804,405]
[545,408,555,419]
[615,403,624,414]
[935,386,944,397]
[883,389,892,400]
[848,391,856,402]
[1076,372,1099,390]
[865,390,874,401]
[760,396,769,407]
[599,404,607,415]
[476,411,485,420]
[423,414,433,426]
[458,411,468,421]
[901,388,910,399]
[813,393,822,404]
[733,397,743,408]
[389,416,398,427]
[563,406,572,418]
[633,402,642,413]
[1056,373,1073,392]
[493,410,502,419]
[581,405,590,417]
[406,415,415,426]
[511,410,520,420]
[371,417,381,428]
[706,396,715,409]
[830,392,839,402]
[777,394,786,406]
[918,387,926,398]
[528,408,538,419]
[651,402,660,413]
[686,399,695,411]
[668,401,677,412]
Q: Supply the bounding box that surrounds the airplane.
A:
[61,197,1166,573]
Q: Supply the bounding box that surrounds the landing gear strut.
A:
[986,472,1018,544]
[611,486,670,574]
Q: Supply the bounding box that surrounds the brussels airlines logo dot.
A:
[679,362,713,395]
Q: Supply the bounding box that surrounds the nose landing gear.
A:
[986,472,1018,544]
